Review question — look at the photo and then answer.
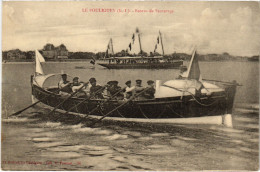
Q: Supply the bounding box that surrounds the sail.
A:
[106,38,114,57]
[186,49,201,81]
[35,50,45,75]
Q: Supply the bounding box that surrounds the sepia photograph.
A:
[2,1,259,171]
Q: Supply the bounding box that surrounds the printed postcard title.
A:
[82,8,174,14]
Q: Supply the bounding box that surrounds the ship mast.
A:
[159,30,165,56]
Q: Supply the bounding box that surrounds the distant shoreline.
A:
[3,59,257,64]
[2,59,92,63]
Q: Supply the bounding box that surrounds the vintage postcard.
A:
[2,1,259,171]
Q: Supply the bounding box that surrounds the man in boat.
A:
[71,77,87,97]
[58,74,72,94]
[106,81,124,100]
[134,79,145,100]
[177,65,188,79]
[124,80,135,99]
[89,77,104,99]
[144,80,155,99]
[105,81,114,97]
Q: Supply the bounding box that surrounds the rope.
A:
[138,105,149,119]
[162,84,219,107]
[167,105,184,118]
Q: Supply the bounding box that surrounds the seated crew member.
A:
[58,74,72,94]
[71,77,87,97]
[124,80,135,99]
[110,81,124,100]
[134,79,145,100]
[144,80,155,99]
[106,81,114,97]
[89,77,104,99]
[177,65,188,79]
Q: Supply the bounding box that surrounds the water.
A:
[2,61,259,170]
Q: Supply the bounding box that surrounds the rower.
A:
[134,79,145,100]
[89,77,104,99]
[177,65,188,79]
[112,81,124,99]
[71,77,87,97]
[106,81,114,97]
[58,74,72,94]
[124,80,135,99]
[144,80,155,99]
[106,81,123,99]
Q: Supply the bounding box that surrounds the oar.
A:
[62,86,106,116]
[9,82,73,117]
[88,87,151,127]
[10,99,46,117]
[46,82,89,115]
[85,87,126,117]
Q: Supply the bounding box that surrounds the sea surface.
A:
[1,61,259,170]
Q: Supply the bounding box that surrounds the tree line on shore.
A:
[2,49,258,62]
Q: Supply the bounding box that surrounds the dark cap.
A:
[112,81,118,85]
[147,80,154,84]
[73,77,79,81]
[136,79,142,83]
[89,77,96,83]
[125,80,131,85]
[107,81,113,85]
[61,74,67,77]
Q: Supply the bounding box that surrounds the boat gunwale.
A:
[33,84,226,105]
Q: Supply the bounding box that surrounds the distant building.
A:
[42,43,68,59]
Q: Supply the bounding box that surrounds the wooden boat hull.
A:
[31,83,235,119]
[98,61,183,69]
[32,94,232,126]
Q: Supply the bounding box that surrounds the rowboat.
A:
[30,49,238,127]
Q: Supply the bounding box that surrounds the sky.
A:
[2,1,260,56]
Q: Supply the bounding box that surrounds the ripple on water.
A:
[171,139,191,148]
[2,117,36,123]
[34,141,69,148]
[27,131,57,138]
[209,126,244,133]
[103,134,128,140]
[47,145,86,152]
[138,144,177,155]
[216,147,242,154]
[175,136,198,141]
[32,137,57,142]
[83,145,111,151]
[239,147,259,154]
[138,136,153,141]
[150,133,170,137]
[41,122,62,128]
[74,155,122,170]
[40,151,82,159]
[122,131,142,137]
[234,116,258,123]
[54,123,113,135]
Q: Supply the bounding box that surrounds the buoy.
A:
[222,114,233,128]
